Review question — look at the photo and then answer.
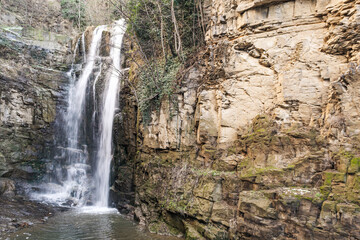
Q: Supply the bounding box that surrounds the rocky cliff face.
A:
[0,0,75,234]
[128,0,360,239]
[0,0,72,185]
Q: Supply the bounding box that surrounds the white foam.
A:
[77,206,119,215]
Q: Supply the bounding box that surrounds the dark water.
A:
[4,208,181,240]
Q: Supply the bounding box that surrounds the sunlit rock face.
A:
[131,0,360,239]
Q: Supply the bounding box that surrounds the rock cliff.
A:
[0,0,72,180]
[0,0,73,232]
[1,0,360,238]
[124,0,360,239]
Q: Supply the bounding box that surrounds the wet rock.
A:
[0,195,57,235]
[184,222,206,240]
[61,199,76,207]
[0,2,71,236]
[0,178,15,197]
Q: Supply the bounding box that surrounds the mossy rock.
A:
[162,211,185,235]
[185,197,213,222]
[348,158,360,174]
[148,219,183,237]
[335,150,355,173]
[238,191,276,219]
[345,173,360,204]
[277,187,325,205]
[323,171,346,185]
[336,203,360,214]
[211,201,236,227]
[164,199,189,214]
[183,220,228,240]
[321,200,337,212]
[251,115,274,131]
[184,222,205,240]
[193,176,217,200]
[320,185,331,198]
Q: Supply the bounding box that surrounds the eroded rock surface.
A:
[127,0,360,239]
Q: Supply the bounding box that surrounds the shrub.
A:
[126,0,205,59]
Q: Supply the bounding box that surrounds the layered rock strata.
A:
[0,0,72,181]
[127,0,360,239]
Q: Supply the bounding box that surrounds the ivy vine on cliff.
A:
[138,57,181,124]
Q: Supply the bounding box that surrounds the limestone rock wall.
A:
[132,0,360,239]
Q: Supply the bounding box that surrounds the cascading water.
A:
[81,32,87,62]
[94,19,126,207]
[62,24,107,206]
[32,20,126,209]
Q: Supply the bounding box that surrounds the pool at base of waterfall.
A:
[3,207,180,240]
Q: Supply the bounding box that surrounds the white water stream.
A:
[95,19,126,207]
[31,20,126,209]
[63,25,107,206]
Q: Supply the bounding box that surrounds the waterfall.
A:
[31,20,126,209]
[95,19,126,207]
[61,25,106,206]
[81,32,87,62]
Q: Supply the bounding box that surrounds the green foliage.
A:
[60,0,86,28]
[0,35,15,50]
[138,57,181,124]
[126,0,204,59]
[118,0,205,124]
[348,157,360,173]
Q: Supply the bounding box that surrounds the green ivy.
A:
[0,34,20,52]
[138,57,181,124]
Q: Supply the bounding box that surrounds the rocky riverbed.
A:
[0,178,60,237]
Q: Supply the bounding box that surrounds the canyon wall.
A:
[127,0,360,239]
[0,0,72,182]
[1,0,360,238]
[0,0,76,232]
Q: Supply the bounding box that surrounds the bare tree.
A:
[156,0,167,62]
[171,0,183,60]
[78,0,82,29]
